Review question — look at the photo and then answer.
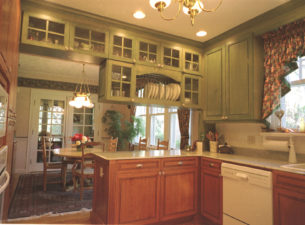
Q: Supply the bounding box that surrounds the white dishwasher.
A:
[221,163,273,225]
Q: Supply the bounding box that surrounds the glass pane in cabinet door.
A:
[185,91,191,103]
[72,126,83,136]
[49,21,65,34]
[112,65,121,80]
[172,59,179,67]
[164,57,171,66]
[164,47,171,57]
[113,36,122,46]
[139,52,148,61]
[85,114,93,125]
[123,49,132,58]
[185,61,191,70]
[193,63,199,72]
[111,82,121,97]
[149,54,156,63]
[75,27,89,39]
[28,29,46,41]
[185,78,191,90]
[193,79,199,91]
[84,126,94,137]
[92,42,105,53]
[122,83,130,97]
[140,42,148,51]
[192,93,198,104]
[91,31,105,42]
[193,54,199,63]
[122,67,131,81]
[185,52,192,61]
[76,39,90,50]
[73,114,84,125]
[124,38,132,48]
[149,44,157,53]
[113,46,122,56]
[172,49,179,58]
[29,17,46,30]
[48,33,64,45]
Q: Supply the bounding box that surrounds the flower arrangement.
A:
[71,133,90,151]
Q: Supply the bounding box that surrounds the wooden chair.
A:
[157,139,169,150]
[72,144,95,200]
[138,137,147,150]
[42,136,67,191]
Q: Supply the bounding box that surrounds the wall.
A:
[216,122,305,156]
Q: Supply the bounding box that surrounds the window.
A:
[72,107,94,140]
[268,56,305,130]
[134,106,191,149]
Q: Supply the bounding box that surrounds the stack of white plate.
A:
[143,82,181,101]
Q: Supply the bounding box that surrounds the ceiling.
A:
[44,0,289,42]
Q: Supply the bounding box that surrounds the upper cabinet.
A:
[182,74,201,108]
[162,45,182,71]
[110,33,135,63]
[70,25,108,57]
[21,12,69,50]
[183,49,201,75]
[204,35,264,121]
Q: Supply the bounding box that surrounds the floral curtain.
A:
[178,108,190,150]
[261,18,305,119]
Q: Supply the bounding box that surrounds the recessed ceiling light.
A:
[196,30,207,37]
[133,10,146,19]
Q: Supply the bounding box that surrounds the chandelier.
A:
[69,64,94,109]
[149,0,223,25]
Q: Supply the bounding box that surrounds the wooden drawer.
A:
[273,170,305,194]
[163,157,198,169]
[202,157,221,172]
[116,159,160,171]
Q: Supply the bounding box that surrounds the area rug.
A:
[8,173,92,219]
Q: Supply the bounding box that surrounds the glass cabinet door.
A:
[139,41,158,64]
[23,13,68,49]
[184,76,200,105]
[163,47,180,69]
[110,63,132,98]
[72,26,107,56]
[184,51,200,73]
[112,35,133,60]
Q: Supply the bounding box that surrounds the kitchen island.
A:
[90,150,201,225]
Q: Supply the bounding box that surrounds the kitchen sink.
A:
[280,163,305,172]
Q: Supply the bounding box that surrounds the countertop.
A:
[93,150,305,175]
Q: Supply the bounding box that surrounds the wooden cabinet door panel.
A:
[201,170,222,224]
[205,46,225,120]
[115,171,160,224]
[226,37,253,119]
[160,168,198,220]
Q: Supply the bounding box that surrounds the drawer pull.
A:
[209,163,214,167]
[136,164,143,168]
[178,161,183,166]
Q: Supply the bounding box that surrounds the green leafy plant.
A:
[102,110,143,150]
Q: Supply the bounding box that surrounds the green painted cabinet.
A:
[21,12,69,50]
[182,74,202,108]
[99,60,135,103]
[109,32,135,63]
[69,24,108,57]
[204,35,264,121]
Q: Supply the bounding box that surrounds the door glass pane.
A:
[91,31,105,42]
[75,27,89,39]
[29,17,46,30]
[150,115,164,146]
[49,21,65,34]
[72,106,94,140]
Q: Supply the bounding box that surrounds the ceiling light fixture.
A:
[133,10,146,19]
[196,30,207,37]
[69,64,94,109]
[149,0,223,25]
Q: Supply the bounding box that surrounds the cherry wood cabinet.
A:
[273,170,305,225]
[91,157,198,225]
[201,157,222,225]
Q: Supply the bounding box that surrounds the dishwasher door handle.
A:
[235,172,248,180]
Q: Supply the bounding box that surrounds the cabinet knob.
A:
[178,161,183,166]
[209,163,214,167]
[162,171,165,175]
[136,164,143,168]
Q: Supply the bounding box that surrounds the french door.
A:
[28,90,70,172]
